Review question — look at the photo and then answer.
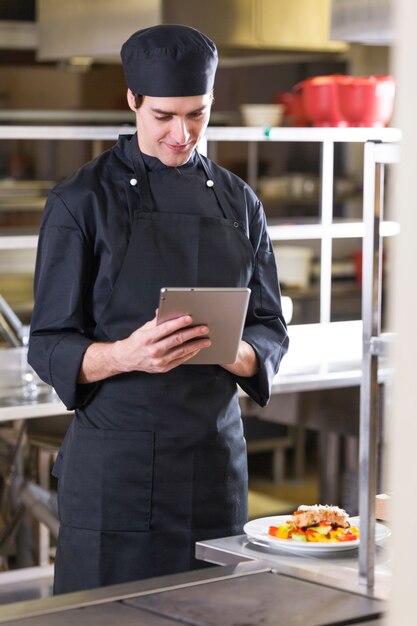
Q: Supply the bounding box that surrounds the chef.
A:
[28,24,289,594]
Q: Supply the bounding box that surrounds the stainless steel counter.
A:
[0,347,68,423]
[0,391,67,422]
[0,560,386,625]
[0,321,391,423]
[269,320,391,394]
[196,533,392,601]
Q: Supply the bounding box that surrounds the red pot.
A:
[275,91,309,126]
[337,75,395,127]
[297,75,348,127]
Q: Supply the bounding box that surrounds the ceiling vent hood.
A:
[161,0,347,54]
[36,0,347,64]
[330,0,395,46]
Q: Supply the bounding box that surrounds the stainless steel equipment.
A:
[35,0,347,63]
[331,0,394,45]
[0,295,28,347]
[0,561,386,625]
[196,534,392,601]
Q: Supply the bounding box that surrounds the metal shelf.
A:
[0,124,402,143]
[201,126,401,325]
[0,122,402,591]
[0,125,134,140]
[204,126,402,143]
[0,124,402,326]
[0,235,38,250]
[0,220,401,251]
[268,220,399,241]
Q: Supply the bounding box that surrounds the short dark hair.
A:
[133,93,144,108]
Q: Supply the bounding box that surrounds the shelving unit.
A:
[201,126,401,325]
[0,124,401,589]
[0,124,401,324]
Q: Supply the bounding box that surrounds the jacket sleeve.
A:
[28,192,97,410]
[234,198,289,407]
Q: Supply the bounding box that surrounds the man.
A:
[28,24,288,594]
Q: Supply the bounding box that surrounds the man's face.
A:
[128,91,212,167]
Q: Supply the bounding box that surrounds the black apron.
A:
[54,138,255,593]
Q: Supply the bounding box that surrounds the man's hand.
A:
[78,314,211,383]
[221,340,258,378]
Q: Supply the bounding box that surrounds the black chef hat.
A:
[120,24,218,97]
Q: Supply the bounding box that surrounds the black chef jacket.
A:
[29,133,288,410]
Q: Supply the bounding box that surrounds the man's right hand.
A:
[78,314,211,383]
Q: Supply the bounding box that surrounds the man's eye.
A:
[155,115,172,121]
[189,112,204,119]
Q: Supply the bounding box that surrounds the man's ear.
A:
[127,89,137,112]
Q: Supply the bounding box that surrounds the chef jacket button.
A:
[233,221,239,228]
[130,178,138,186]
[206,179,214,188]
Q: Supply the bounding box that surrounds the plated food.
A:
[243,506,391,555]
[268,504,359,544]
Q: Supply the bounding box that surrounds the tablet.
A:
[157,287,251,365]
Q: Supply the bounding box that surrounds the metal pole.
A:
[20,482,59,539]
[359,141,384,588]
[319,140,334,324]
[9,422,34,568]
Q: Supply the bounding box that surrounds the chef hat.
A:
[121,24,218,97]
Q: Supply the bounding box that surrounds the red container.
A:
[337,75,395,127]
[297,75,348,127]
[275,91,309,126]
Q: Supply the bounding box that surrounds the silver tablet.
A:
[157,287,251,365]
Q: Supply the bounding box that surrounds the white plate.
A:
[243,515,391,555]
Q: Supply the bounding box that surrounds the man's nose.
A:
[171,117,190,144]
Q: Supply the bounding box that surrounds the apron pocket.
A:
[63,426,154,532]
